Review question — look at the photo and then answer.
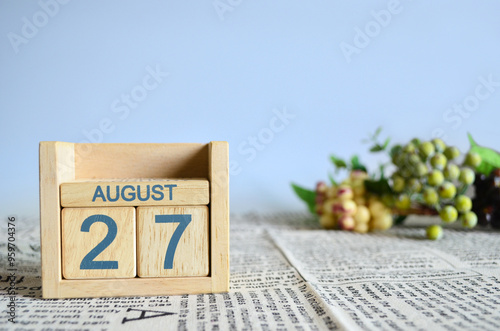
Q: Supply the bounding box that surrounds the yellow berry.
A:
[354,205,371,224]
[353,184,366,197]
[326,186,337,198]
[371,213,393,230]
[322,199,335,215]
[354,196,367,206]
[320,214,336,229]
[354,222,369,233]
[333,200,357,216]
[338,215,355,231]
[337,185,354,200]
[369,200,388,218]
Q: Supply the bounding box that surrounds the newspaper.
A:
[1,213,500,330]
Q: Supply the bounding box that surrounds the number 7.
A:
[155,214,192,269]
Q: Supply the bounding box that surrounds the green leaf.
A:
[382,137,391,149]
[328,173,337,186]
[373,126,382,139]
[370,144,384,152]
[468,133,500,176]
[470,145,500,169]
[351,155,359,167]
[364,178,392,195]
[291,183,316,214]
[476,162,495,176]
[330,155,347,170]
[379,163,386,180]
[468,132,478,147]
[369,137,391,153]
[350,155,367,172]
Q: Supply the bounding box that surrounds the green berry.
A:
[444,146,460,160]
[392,153,405,166]
[459,168,475,185]
[395,194,411,210]
[439,181,457,199]
[426,225,443,240]
[430,153,447,170]
[406,178,422,193]
[464,152,482,168]
[411,138,421,146]
[423,187,439,205]
[419,141,435,160]
[391,147,403,165]
[455,195,472,213]
[432,138,446,153]
[408,154,421,165]
[413,162,429,177]
[439,205,458,223]
[427,169,445,186]
[392,175,405,193]
[443,164,460,181]
[400,167,413,178]
[403,143,416,153]
[461,211,478,228]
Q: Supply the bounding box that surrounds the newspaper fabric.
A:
[1,213,500,330]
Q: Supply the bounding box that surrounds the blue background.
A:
[1,0,500,221]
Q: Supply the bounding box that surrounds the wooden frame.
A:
[39,141,229,299]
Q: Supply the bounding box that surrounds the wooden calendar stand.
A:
[39,142,229,299]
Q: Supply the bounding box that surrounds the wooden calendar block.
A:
[137,206,209,277]
[40,141,229,298]
[60,179,209,207]
[61,207,136,279]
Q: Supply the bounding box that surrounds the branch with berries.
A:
[292,129,500,239]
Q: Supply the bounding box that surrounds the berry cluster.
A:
[293,130,498,240]
[316,171,392,233]
[473,169,500,228]
[389,138,481,233]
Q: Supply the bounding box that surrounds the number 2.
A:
[80,215,118,270]
[155,214,192,269]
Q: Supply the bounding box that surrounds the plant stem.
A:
[392,205,438,216]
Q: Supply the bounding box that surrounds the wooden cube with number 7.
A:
[137,206,209,277]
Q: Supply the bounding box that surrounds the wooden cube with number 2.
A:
[62,207,136,279]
